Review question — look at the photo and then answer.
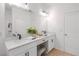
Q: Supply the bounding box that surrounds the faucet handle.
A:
[12,33,16,37]
[17,33,22,40]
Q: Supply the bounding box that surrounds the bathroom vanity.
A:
[5,34,56,56]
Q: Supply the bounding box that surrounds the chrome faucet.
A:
[42,30,47,36]
[12,32,22,40]
[17,33,22,40]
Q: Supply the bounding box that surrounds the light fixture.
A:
[9,3,23,7]
[8,3,30,11]
[39,9,48,16]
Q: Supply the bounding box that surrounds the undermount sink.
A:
[6,34,51,46]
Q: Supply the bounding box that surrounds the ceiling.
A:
[10,3,79,13]
[28,3,79,13]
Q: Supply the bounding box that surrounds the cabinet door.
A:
[48,37,54,52]
[29,47,37,56]
[16,53,26,56]
[16,51,29,56]
[16,47,37,56]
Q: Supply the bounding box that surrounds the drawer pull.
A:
[43,40,45,41]
[25,52,29,56]
[51,40,53,42]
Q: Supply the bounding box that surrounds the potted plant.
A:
[27,26,38,37]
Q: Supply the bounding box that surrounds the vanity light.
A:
[8,3,30,11]
[9,3,23,7]
[39,9,48,17]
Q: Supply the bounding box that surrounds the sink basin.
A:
[22,37,36,40]
[6,35,49,47]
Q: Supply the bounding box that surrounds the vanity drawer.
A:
[37,39,47,45]
[8,42,37,56]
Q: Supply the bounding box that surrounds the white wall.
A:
[53,3,79,51]
[12,6,32,38]
[30,3,52,32]
[31,3,79,51]
[31,4,65,51]
[0,4,5,38]
[5,4,12,38]
[6,3,79,52]
[47,7,65,51]
[29,3,46,32]
[0,3,7,56]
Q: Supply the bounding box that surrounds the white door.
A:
[65,11,79,55]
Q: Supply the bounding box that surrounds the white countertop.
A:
[5,37,43,51]
[5,33,55,51]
